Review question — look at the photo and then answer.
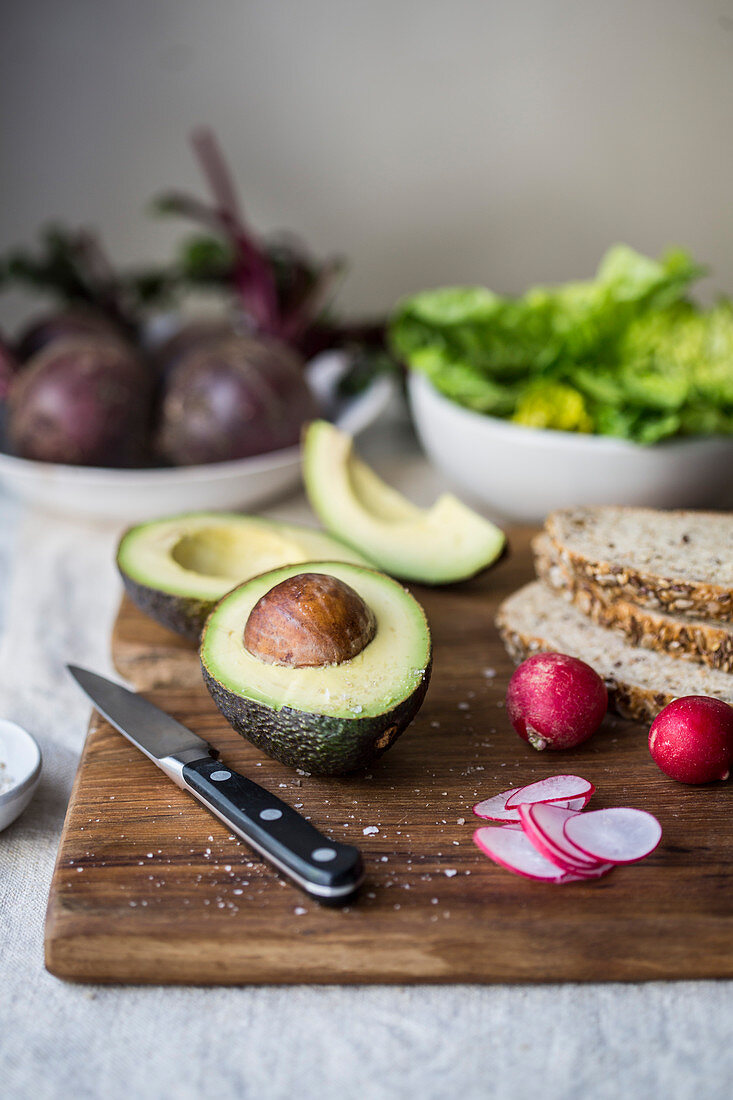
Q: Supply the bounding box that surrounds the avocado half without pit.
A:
[116,512,370,642]
[302,420,506,585]
[200,561,432,775]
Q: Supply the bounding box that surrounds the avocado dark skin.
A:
[201,655,432,775]
[120,574,211,643]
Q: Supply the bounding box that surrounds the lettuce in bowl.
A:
[390,245,733,444]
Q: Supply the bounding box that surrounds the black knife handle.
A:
[181,757,364,905]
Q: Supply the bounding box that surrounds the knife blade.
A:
[67,665,364,904]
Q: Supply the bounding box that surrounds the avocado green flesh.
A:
[116,512,369,641]
[303,420,505,585]
[200,561,432,774]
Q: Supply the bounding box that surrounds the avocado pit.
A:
[243,571,377,668]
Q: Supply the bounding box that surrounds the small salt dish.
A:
[0,719,42,832]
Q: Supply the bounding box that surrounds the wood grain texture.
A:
[44,529,733,984]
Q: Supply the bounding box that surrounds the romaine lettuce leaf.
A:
[390,243,732,444]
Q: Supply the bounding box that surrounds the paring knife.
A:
[67,666,364,905]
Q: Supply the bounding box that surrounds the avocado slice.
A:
[117,512,370,642]
[200,561,432,775]
[302,420,505,584]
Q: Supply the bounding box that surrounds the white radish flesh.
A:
[473,786,592,823]
[474,826,574,881]
[504,775,595,810]
[473,825,609,882]
[565,794,593,811]
[563,808,662,865]
[472,788,523,822]
[521,803,604,870]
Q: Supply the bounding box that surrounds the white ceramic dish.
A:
[0,719,42,832]
[0,352,394,522]
[409,371,733,523]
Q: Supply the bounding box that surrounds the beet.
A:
[8,337,150,466]
[14,309,124,363]
[0,335,19,401]
[155,335,319,466]
[151,319,236,379]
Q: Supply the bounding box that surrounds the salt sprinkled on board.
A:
[363,826,379,836]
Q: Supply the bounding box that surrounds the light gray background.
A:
[2,0,733,329]
[2,4,733,1099]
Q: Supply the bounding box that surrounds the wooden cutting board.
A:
[44,529,733,984]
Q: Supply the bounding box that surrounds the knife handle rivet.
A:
[210,770,232,782]
[312,847,337,863]
[260,808,283,821]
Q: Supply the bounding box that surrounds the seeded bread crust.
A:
[496,581,733,725]
[545,507,733,622]
[532,534,733,673]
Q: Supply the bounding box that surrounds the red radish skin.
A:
[506,653,607,751]
[473,778,594,822]
[527,803,601,867]
[473,825,612,883]
[518,804,604,872]
[648,696,733,784]
[473,826,599,882]
[563,808,662,865]
[504,774,594,810]
[473,788,523,822]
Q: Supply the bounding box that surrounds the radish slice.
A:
[520,803,604,871]
[474,826,573,881]
[564,808,662,865]
[473,826,609,882]
[505,775,595,810]
[473,781,594,822]
[472,788,523,822]
[565,794,593,811]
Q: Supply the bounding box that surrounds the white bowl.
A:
[409,371,733,523]
[0,352,394,522]
[0,719,42,832]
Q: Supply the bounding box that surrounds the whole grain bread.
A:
[496,580,733,724]
[533,533,733,673]
[545,507,733,621]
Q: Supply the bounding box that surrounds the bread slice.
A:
[545,507,733,621]
[533,533,733,673]
[496,580,733,724]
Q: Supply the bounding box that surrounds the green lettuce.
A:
[390,244,733,444]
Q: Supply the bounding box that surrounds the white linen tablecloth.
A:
[1,422,731,1100]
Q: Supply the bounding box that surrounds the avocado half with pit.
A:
[200,561,432,775]
[116,512,370,642]
[303,420,505,584]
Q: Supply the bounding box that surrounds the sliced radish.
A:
[472,788,523,822]
[473,779,594,822]
[473,826,609,883]
[474,826,572,881]
[504,775,595,810]
[519,803,605,872]
[564,808,662,865]
[565,793,594,811]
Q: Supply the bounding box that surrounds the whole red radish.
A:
[506,652,607,751]
[648,696,733,784]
